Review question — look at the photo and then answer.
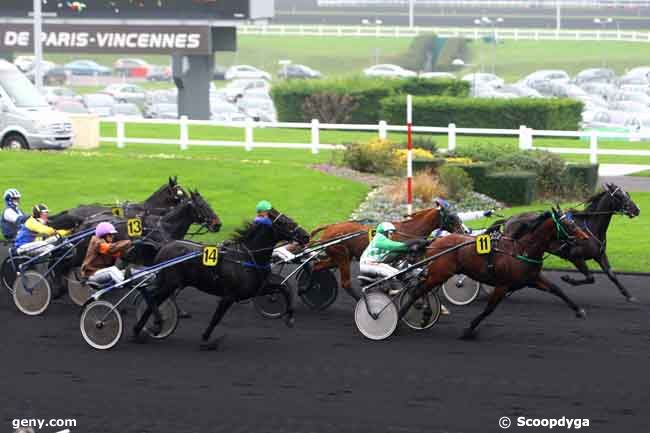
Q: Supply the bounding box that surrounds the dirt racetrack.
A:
[1,269,649,433]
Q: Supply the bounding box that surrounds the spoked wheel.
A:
[399,289,442,330]
[354,292,399,341]
[297,268,338,311]
[253,285,290,319]
[441,274,482,306]
[134,295,180,339]
[1,255,30,293]
[80,300,123,350]
[13,271,51,316]
[65,267,94,306]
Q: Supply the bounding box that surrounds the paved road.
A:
[1,266,648,433]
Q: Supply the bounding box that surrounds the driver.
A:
[14,204,70,256]
[1,188,26,241]
[81,222,132,286]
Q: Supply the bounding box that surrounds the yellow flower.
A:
[394,148,434,165]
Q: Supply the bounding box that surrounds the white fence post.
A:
[179,115,189,150]
[245,119,254,151]
[518,125,528,150]
[378,120,387,140]
[311,118,320,154]
[448,123,456,152]
[589,131,598,164]
[527,127,534,149]
[116,116,125,149]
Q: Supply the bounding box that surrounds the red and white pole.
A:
[406,94,413,215]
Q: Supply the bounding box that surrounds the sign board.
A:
[0,0,274,20]
[0,23,213,54]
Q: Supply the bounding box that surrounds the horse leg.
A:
[172,287,192,319]
[131,288,170,342]
[199,296,235,351]
[279,283,295,328]
[596,253,636,302]
[460,286,507,340]
[560,257,595,286]
[535,274,586,319]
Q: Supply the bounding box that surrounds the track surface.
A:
[1,267,649,433]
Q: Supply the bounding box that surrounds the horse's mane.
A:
[402,207,436,220]
[511,211,551,239]
[583,189,608,212]
[230,221,255,243]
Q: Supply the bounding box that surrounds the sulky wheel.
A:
[80,300,123,350]
[13,271,51,316]
[134,295,180,339]
[253,286,290,319]
[354,292,399,341]
[297,268,338,311]
[441,274,482,306]
[399,289,442,330]
[65,267,95,307]
[1,255,31,293]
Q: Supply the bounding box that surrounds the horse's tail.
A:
[310,224,331,241]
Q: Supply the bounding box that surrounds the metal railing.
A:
[237,23,650,42]
[100,116,650,164]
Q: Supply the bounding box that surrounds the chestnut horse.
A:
[400,208,590,339]
[310,206,462,299]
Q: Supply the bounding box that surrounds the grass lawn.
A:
[465,193,650,273]
[630,169,650,177]
[0,145,368,243]
[465,40,650,82]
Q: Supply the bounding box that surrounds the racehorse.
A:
[498,183,640,301]
[400,207,590,339]
[133,208,310,350]
[310,205,463,299]
[50,176,187,223]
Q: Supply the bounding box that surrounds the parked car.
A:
[111,102,143,119]
[64,60,111,76]
[497,84,542,98]
[224,79,271,101]
[211,102,248,122]
[54,100,89,114]
[579,82,618,101]
[608,101,649,113]
[13,56,35,73]
[213,65,227,81]
[147,65,172,82]
[24,62,71,86]
[278,64,322,80]
[102,83,146,105]
[225,65,271,81]
[364,64,417,79]
[551,83,588,98]
[581,110,632,131]
[41,86,79,105]
[521,70,570,85]
[82,93,116,117]
[610,91,650,107]
[0,60,73,150]
[237,97,277,122]
[463,73,505,88]
[621,66,650,82]
[419,72,456,80]
[113,58,150,78]
[573,68,616,85]
[522,79,556,97]
[146,103,178,119]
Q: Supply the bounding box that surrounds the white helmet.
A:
[4,188,21,203]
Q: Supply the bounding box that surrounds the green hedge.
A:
[271,77,468,123]
[451,162,494,186]
[380,96,583,130]
[480,171,537,205]
[563,164,599,195]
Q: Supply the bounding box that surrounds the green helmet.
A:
[256,200,273,213]
[376,222,396,235]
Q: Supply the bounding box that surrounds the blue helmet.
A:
[3,189,21,205]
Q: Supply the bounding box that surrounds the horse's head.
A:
[188,190,222,232]
[267,208,310,245]
[167,176,187,203]
[551,206,590,242]
[604,183,640,218]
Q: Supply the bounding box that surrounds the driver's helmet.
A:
[435,198,451,209]
[256,200,273,213]
[376,222,396,236]
[32,203,49,218]
[95,222,118,238]
[3,188,21,205]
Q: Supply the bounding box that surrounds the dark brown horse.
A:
[499,183,640,301]
[401,208,590,339]
[310,205,462,299]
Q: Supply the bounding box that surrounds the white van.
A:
[0,60,73,149]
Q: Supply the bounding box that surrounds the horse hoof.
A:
[626,296,638,303]
[284,315,295,329]
[459,329,476,340]
[560,275,571,283]
[178,310,192,319]
[576,308,587,319]
[199,335,226,351]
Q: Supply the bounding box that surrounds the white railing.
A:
[317,0,650,7]
[237,24,650,42]
[100,116,650,163]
